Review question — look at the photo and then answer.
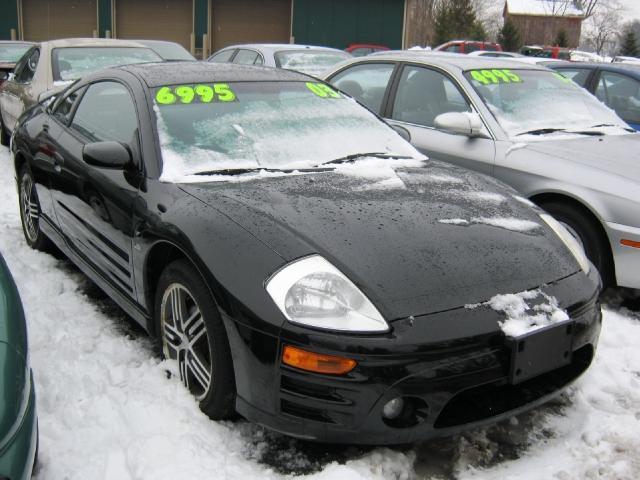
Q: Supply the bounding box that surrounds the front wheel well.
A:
[530,192,615,285]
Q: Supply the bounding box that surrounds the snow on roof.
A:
[505,0,585,17]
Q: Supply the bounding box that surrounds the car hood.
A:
[521,133,640,181]
[181,161,579,319]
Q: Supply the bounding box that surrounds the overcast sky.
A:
[619,0,640,22]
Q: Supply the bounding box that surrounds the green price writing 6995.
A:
[470,69,522,85]
[155,83,237,105]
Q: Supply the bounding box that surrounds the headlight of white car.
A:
[540,213,590,274]
[266,255,389,332]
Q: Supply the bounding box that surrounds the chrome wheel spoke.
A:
[178,350,189,389]
[184,310,205,344]
[187,350,212,392]
[169,287,186,331]
[163,322,182,350]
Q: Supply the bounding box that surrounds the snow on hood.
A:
[467,289,569,337]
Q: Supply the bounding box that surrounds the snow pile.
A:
[480,289,570,337]
[439,216,541,232]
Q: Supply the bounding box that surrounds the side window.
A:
[444,45,460,53]
[233,49,259,65]
[14,48,39,84]
[70,81,138,146]
[391,66,471,128]
[555,68,590,87]
[596,72,640,124]
[253,55,264,66]
[209,49,234,63]
[330,63,395,113]
[52,86,85,124]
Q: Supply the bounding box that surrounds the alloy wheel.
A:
[20,174,40,243]
[160,283,213,400]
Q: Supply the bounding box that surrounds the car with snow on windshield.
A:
[325,53,640,290]
[10,62,601,444]
[0,38,162,146]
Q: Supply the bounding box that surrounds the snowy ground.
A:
[1,146,639,479]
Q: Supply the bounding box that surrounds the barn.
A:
[504,0,585,48]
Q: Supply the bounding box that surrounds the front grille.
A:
[434,344,594,429]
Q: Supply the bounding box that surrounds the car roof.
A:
[354,51,548,71]
[115,61,312,87]
[218,43,348,54]
[0,40,35,46]
[552,62,640,77]
[38,38,150,48]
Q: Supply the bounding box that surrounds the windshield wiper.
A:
[193,167,326,176]
[516,128,566,137]
[320,152,413,166]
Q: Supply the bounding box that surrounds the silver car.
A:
[0,38,161,144]
[324,52,640,288]
[207,44,351,77]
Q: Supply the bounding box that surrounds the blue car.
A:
[551,62,640,131]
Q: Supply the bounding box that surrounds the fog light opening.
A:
[381,396,429,428]
[382,397,405,420]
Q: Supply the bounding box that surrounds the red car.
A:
[535,46,572,60]
[345,43,389,57]
[434,40,502,54]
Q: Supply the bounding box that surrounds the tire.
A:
[155,259,236,420]
[18,167,51,251]
[539,200,613,286]
[0,112,9,147]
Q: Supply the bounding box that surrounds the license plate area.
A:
[506,320,574,385]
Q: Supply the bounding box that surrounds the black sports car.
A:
[11,62,601,444]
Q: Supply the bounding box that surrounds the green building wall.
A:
[0,0,19,40]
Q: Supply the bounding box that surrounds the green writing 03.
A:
[306,82,341,98]
[470,69,522,85]
[155,83,237,105]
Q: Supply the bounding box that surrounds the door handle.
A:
[53,152,64,172]
[42,123,49,133]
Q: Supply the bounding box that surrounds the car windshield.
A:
[274,50,351,76]
[464,68,629,137]
[153,81,420,182]
[52,47,161,81]
[0,43,32,63]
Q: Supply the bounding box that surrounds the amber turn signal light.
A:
[621,239,640,249]
[282,345,357,375]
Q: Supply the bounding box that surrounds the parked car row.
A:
[0,34,636,461]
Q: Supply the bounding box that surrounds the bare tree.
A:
[576,0,603,18]
[404,0,449,46]
[582,0,622,55]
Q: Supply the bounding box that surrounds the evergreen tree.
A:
[498,19,522,52]
[554,29,569,47]
[620,30,639,57]
[434,0,485,45]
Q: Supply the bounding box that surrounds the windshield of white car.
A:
[464,69,630,138]
[0,43,32,63]
[52,47,162,81]
[153,81,421,182]
[273,50,351,76]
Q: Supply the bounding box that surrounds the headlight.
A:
[540,214,590,274]
[266,255,389,332]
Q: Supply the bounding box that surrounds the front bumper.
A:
[605,221,640,288]
[0,370,37,480]
[226,270,601,445]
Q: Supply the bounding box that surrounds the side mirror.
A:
[83,141,131,169]
[0,71,8,82]
[434,112,487,138]
[390,124,411,142]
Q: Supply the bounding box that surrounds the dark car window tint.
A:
[70,81,138,145]
[465,43,481,53]
[556,68,590,87]
[445,45,459,53]
[209,49,234,63]
[14,48,39,83]
[233,49,259,65]
[392,66,471,128]
[351,48,373,57]
[596,72,640,124]
[52,87,84,124]
[330,63,394,113]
